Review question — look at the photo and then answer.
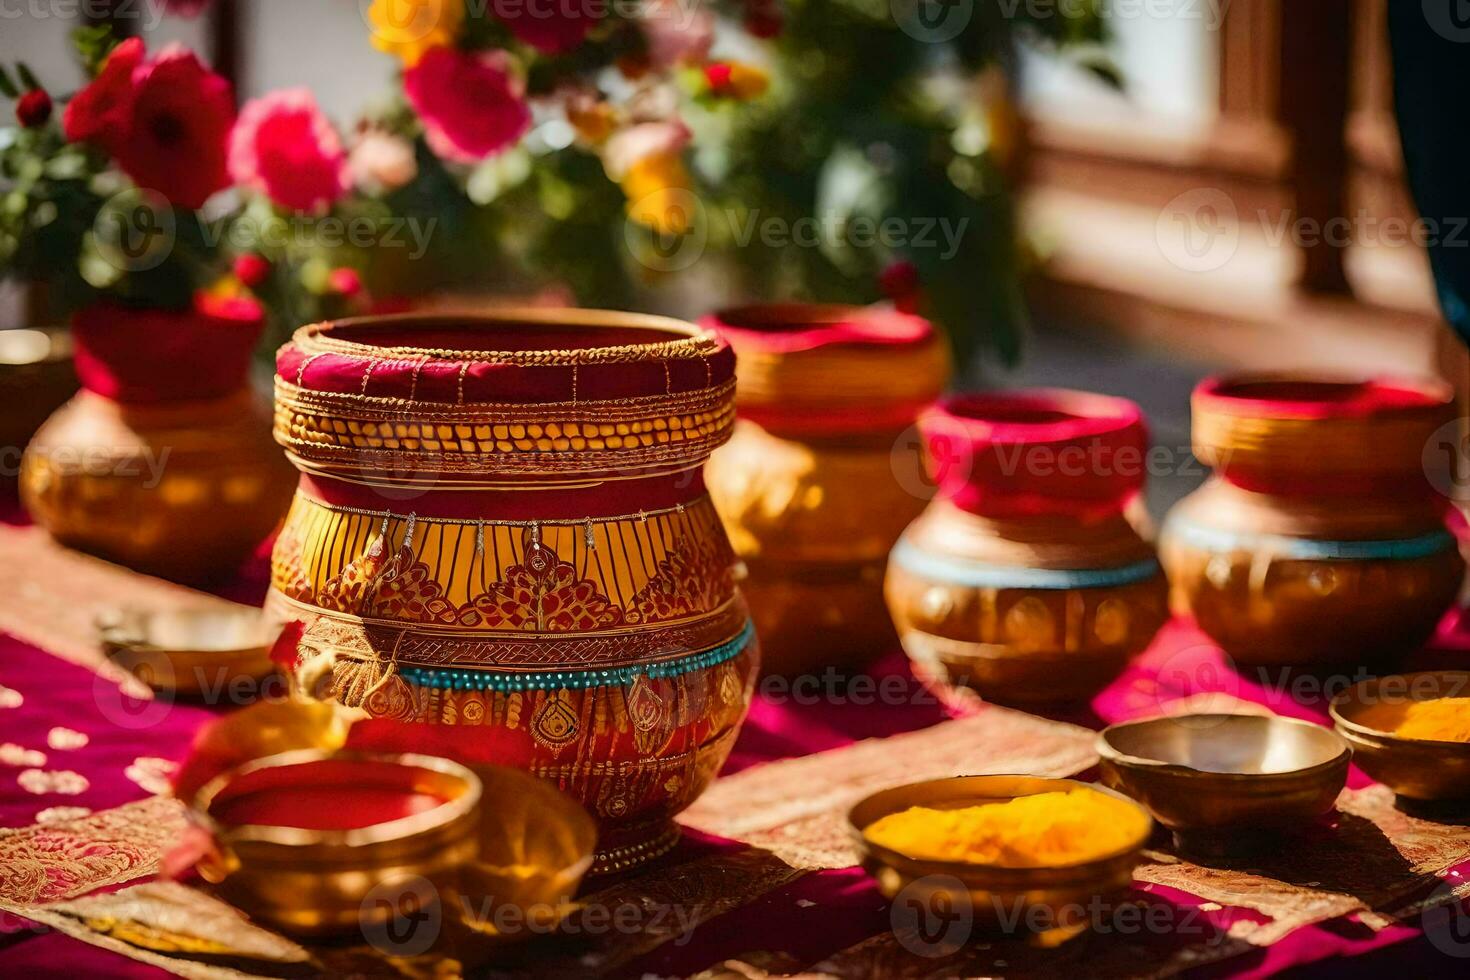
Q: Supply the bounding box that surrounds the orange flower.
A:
[705,61,769,100]
[367,0,464,67]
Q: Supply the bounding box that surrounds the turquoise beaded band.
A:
[1163,519,1458,562]
[399,621,755,692]
[889,538,1161,590]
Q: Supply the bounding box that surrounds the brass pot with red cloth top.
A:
[704,303,949,675]
[885,389,1168,703]
[267,311,758,872]
[1161,375,1464,667]
[20,297,294,582]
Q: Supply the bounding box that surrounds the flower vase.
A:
[1161,375,1464,667]
[267,311,759,873]
[704,304,950,675]
[19,297,294,582]
[886,390,1169,703]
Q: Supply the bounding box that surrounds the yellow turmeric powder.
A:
[863,787,1149,867]
[1357,698,1470,742]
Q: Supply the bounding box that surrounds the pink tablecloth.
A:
[2,527,1468,977]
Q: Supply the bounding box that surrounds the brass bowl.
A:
[847,775,1152,939]
[1097,714,1350,856]
[99,606,280,698]
[193,750,482,937]
[1330,671,1470,801]
[456,764,598,941]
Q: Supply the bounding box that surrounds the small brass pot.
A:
[1161,374,1463,668]
[1330,671,1470,801]
[193,750,482,937]
[847,774,1152,940]
[1097,714,1350,857]
[99,606,279,698]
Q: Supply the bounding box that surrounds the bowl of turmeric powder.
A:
[1331,670,1470,801]
[1096,713,1350,856]
[848,775,1153,938]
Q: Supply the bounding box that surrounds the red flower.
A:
[64,40,234,210]
[116,47,235,210]
[879,260,922,313]
[328,267,363,297]
[233,253,271,288]
[403,48,530,163]
[16,89,52,128]
[62,37,144,146]
[491,0,598,54]
[229,89,351,214]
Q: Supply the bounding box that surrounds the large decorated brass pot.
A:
[704,304,949,674]
[267,311,758,872]
[886,390,1168,704]
[1161,375,1464,668]
[20,298,293,582]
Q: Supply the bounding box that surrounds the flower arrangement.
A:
[345,0,1105,361]
[1,3,1106,364]
[0,30,236,319]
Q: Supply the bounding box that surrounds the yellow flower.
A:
[623,153,695,236]
[368,0,464,67]
[707,61,770,101]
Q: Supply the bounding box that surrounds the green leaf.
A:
[15,63,40,93]
[0,67,19,100]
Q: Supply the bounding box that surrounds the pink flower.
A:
[403,48,530,164]
[640,0,713,68]
[233,253,271,288]
[229,89,351,213]
[328,267,363,297]
[114,45,235,210]
[491,0,598,55]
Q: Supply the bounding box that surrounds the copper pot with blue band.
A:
[885,390,1168,704]
[1161,374,1464,668]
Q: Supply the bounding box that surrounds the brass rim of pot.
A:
[192,749,482,849]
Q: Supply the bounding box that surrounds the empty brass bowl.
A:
[456,764,598,941]
[847,775,1152,939]
[1097,714,1350,856]
[99,606,280,697]
[194,750,482,937]
[1330,671,1470,801]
